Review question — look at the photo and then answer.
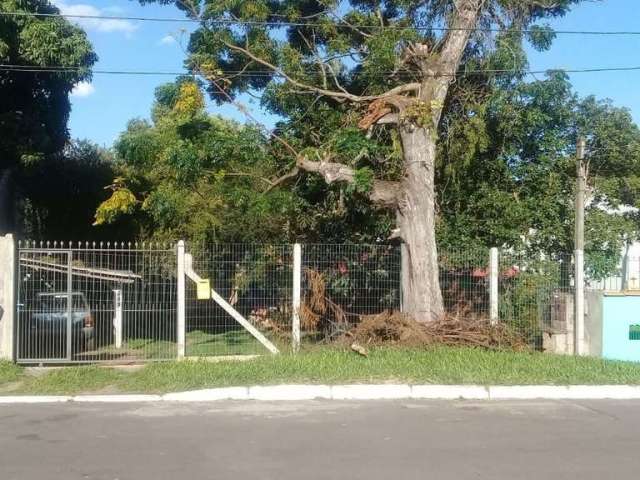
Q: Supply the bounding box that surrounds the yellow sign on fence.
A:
[197,279,211,300]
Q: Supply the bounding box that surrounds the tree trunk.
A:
[0,168,15,235]
[397,125,443,323]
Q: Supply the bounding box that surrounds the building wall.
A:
[602,294,640,362]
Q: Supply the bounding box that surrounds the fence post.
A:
[176,240,186,359]
[112,289,123,349]
[292,243,302,353]
[489,247,499,325]
[574,249,585,355]
[0,234,16,361]
[400,243,408,313]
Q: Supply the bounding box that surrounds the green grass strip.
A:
[4,347,640,395]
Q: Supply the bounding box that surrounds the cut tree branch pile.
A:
[300,268,527,350]
[344,310,529,350]
[300,268,353,335]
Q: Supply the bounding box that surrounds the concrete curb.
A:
[72,394,163,403]
[3,385,640,404]
[0,395,71,404]
[489,385,640,400]
[163,387,249,402]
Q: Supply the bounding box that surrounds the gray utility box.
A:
[542,289,602,357]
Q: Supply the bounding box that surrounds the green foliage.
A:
[499,262,563,346]
[127,0,632,260]
[97,80,302,243]
[1,0,97,233]
[348,167,375,194]
[526,24,557,51]
[140,0,591,245]
[0,0,96,161]
[94,188,138,226]
[437,72,640,276]
[17,140,119,240]
[0,360,22,385]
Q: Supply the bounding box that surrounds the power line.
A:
[3,10,640,36]
[1,11,196,23]
[0,65,186,76]
[3,64,640,77]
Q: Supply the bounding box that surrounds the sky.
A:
[57,0,640,147]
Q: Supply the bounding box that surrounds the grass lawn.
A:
[185,329,265,356]
[89,329,266,360]
[3,347,640,395]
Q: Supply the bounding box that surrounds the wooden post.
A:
[575,138,587,356]
[489,247,499,325]
[292,244,302,353]
[176,240,186,359]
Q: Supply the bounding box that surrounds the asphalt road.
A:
[1,399,639,480]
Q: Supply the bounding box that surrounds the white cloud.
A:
[159,35,177,46]
[71,81,95,98]
[102,6,125,14]
[52,1,138,35]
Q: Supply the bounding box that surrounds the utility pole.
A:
[574,137,587,356]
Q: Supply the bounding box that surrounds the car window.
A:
[72,294,87,310]
[37,295,68,312]
[36,294,88,311]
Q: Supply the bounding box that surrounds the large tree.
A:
[0,0,96,233]
[144,0,588,321]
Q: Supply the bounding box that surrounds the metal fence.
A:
[588,255,640,291]
[300,244,401,340]
[17,242,177,363]
[499,252,571,347]
[185,244,292,356]
[15,240,611,364]
[439,248,491,318]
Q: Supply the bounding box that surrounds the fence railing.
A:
[9,239,629,363]
[17,242,177,363]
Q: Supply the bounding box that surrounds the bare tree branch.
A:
[215,172,276,187]
[222,40,420,103]
[328,10,373,38]
[417,0,486,127]
[266,166,301,192]
[199,69,301,159]
[376,113,400,125]
[296,157,401,207]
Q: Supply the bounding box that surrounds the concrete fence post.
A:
[176,240,186,359]
[489,247,499,325]
[574,249,585,356]
[292,243,302,353]
[400,243,408,313]
[113,289,123,349]
[0,234,16,361]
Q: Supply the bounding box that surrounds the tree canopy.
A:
[0,0,97,233]
[19,140,119,240]
[95,79,302,243]
[437,71,640,276]
[94,1,640,280]
[140,0,594,321]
